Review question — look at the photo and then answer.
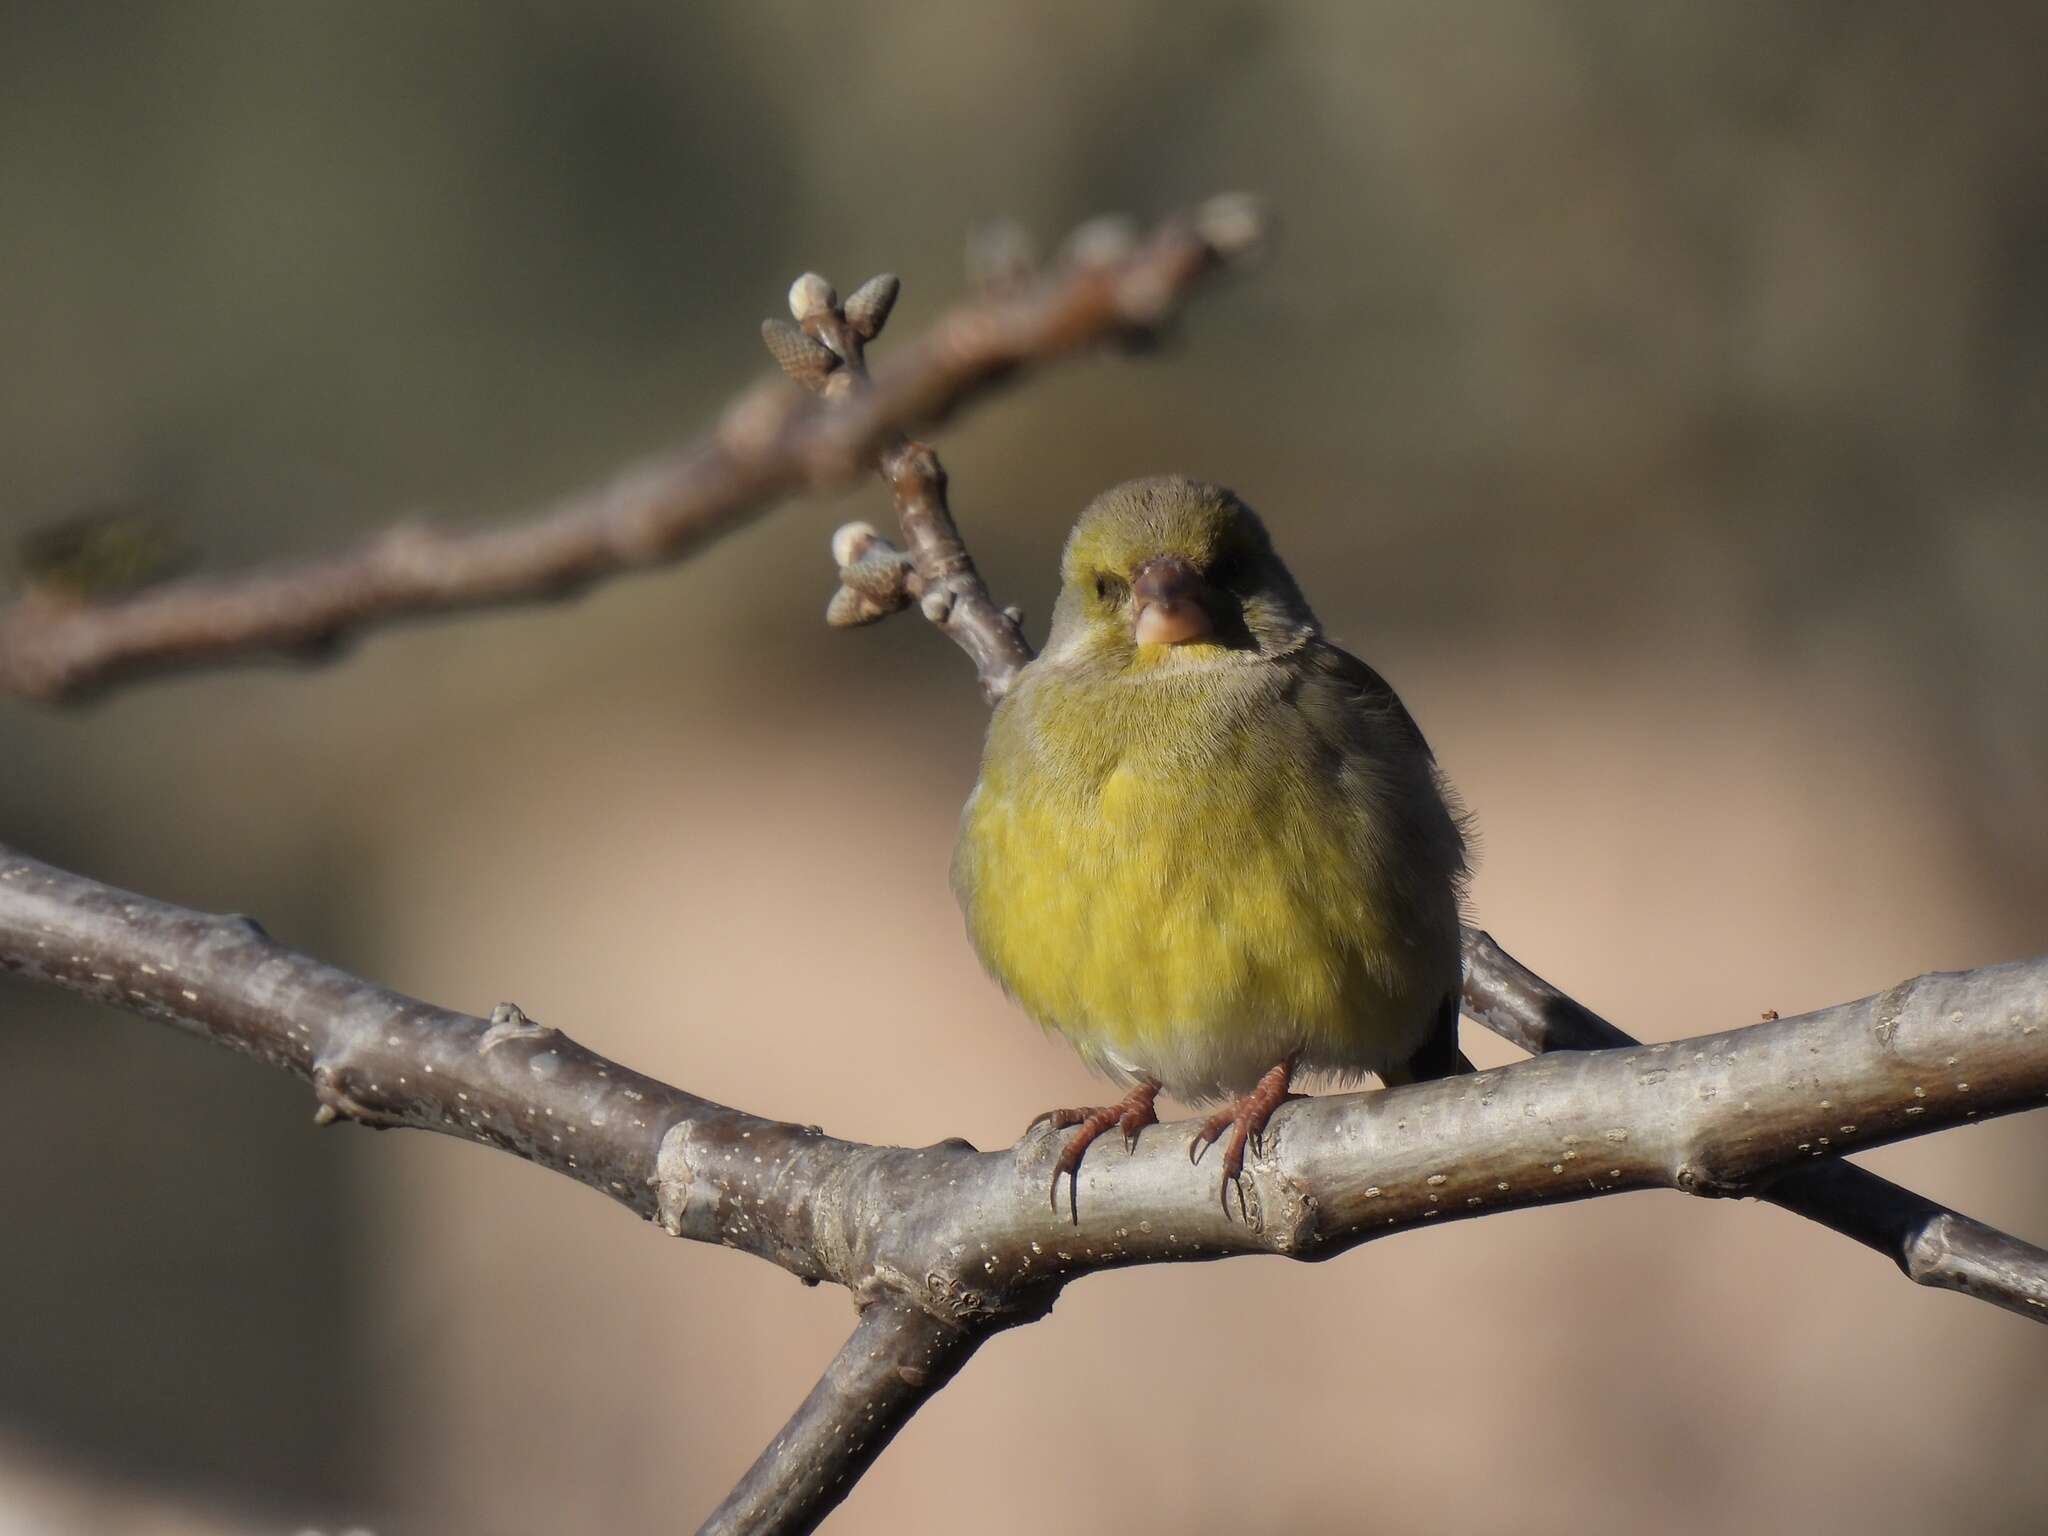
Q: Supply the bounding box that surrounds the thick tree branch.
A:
[0,200,1260,704]
[6,843,2045,1531]
[11,837,2039,1308]
[6,842,2046,1309]
[0,846,708,1222]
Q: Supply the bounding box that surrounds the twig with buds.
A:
[770,197,1266,700]
[0,200,1264,704]
[765,266,1033,701]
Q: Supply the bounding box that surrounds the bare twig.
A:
[0,201,1263,704]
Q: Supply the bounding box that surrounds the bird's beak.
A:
[1131,556,1215,647]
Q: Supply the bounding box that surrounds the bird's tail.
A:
[1381,993,1474,1085]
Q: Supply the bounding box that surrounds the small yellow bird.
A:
[953,476,1471,1217]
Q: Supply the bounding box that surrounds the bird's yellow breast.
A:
[954,661,1435,1100]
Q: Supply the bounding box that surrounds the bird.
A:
[952,475,1471,1220]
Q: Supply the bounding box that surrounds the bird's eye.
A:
[1093,573,1125,602]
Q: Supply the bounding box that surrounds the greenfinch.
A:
[953,476,1470,1217]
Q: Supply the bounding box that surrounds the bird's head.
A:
[1045,476,1317,669]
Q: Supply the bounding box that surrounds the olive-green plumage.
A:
[952,476,1469,1104]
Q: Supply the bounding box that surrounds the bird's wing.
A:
[1286,642,1476,1083]
[1289,639,1440,763]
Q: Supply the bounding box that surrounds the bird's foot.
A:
[1188,1056,1299,1221]
[1030,1080,1161,1222]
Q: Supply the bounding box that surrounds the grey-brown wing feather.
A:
[1291,639,1473,1082]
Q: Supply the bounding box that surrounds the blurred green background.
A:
[3,4,2045,1532]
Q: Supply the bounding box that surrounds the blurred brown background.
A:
[3,3,2046,1532]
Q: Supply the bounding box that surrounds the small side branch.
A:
[1764,1159,2048,1319]
[1462,928,2048,1322]
[699,1302,984,1536]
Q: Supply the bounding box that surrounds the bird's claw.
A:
[1186,1057,1298,1223]
[1031,1082,1161,1223]
[1119,1110,1148,1153]
[1222,1170,1250,1222]
[1027,1107,1085,1133]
